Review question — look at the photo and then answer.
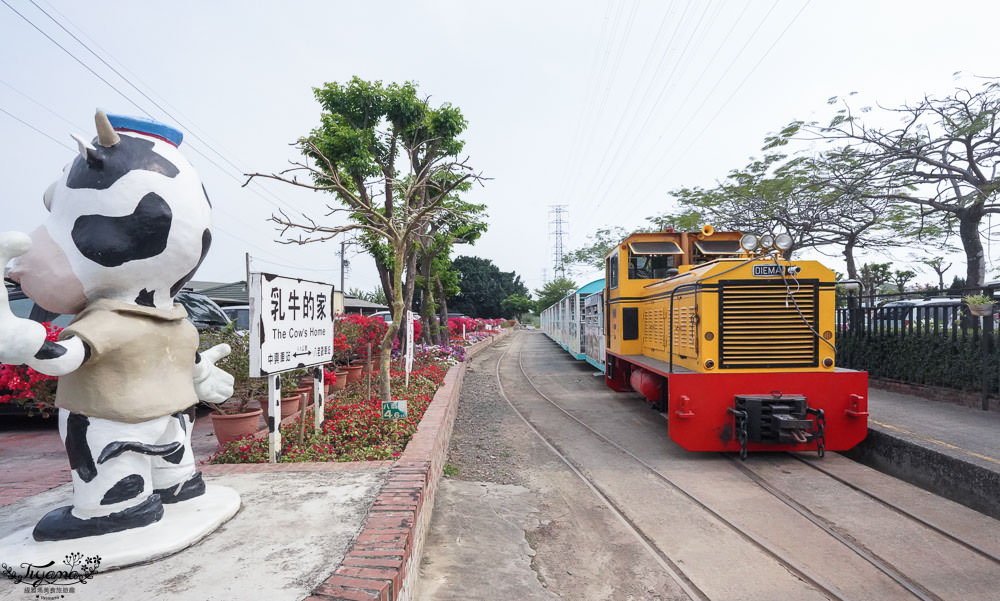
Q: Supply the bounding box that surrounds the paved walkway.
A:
[867,386,1000,467]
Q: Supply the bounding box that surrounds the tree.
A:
[246,77,483,402]
[411,193,486,344]
[818,77,1000,288]
[666,143,925,277]
[447,256,528,318]
[859,262,892,300]
[921,257,952,292]
[892,269,917,294]
[348,286,387,306]
[534,277,578,312]
[500,294,534,321]
[564,226,632,270]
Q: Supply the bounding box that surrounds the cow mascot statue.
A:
[0,111,237,552]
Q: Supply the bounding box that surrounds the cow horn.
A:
[95,110,120,147]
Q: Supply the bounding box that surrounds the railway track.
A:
[493,332,1000,601]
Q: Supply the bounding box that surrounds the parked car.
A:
[369,310,424,325]
[3,283,230,332]
[222,304,250,331]
[872,297,962,330]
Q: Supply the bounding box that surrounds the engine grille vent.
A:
[718,280,819,369]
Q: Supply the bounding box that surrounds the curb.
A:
[843,424,1000,520]
[306,328,511,601]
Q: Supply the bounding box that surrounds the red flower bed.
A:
[0,322,62,405]
[208,356,451,464]
[336,313,388,362]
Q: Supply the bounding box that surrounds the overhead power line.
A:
[2,0,308,221]
[0,105,74,151]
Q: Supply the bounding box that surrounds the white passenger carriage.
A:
[540,279,605,371]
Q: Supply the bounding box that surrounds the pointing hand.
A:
[0,232,46,365]
[193,343,235,404]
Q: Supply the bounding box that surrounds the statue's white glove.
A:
[0,232,47,365]
[193,343,235,404]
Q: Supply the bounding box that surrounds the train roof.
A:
[576,279,604,296]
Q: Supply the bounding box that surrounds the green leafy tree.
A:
[817,77,1000,288]
[247,77,482,402]
[922,257,952,292]
[448,256,528,318]
[412,191,487,344]
[348,286,388,306]
[859,262,893,301]
[564,226,632,270]
[500,294,535,321]
[892,269,917,294]
[665,148,923,273]
[534,277,578,312]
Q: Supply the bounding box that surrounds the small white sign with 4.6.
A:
[381,400,407,419]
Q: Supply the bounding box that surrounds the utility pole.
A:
[339,240,346,293]
[549,204,568,279]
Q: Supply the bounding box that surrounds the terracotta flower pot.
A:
[334,371,348,390]
[346,364,363,384]
[291,386,312,405]
[258,395,303,425]
[211,409,263,447]
[360,354,381,372]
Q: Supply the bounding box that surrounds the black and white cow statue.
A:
[0,110,234,542]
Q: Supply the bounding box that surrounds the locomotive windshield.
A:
[627,241,682,279]
[629,254,676,279]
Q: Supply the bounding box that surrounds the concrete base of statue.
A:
[0,485,240,576]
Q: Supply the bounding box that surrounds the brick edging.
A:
[307,328,510,601]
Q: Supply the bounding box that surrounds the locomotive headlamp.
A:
[739,233,758,251]
[760,234,775,249]
[775,233,793,251]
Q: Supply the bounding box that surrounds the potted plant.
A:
[260,368,308,424]
[963,294,994,317]
[200,325,265,446]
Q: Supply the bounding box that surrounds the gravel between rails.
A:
[444,335,526,485]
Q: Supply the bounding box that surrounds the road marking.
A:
[870,419,1000,465]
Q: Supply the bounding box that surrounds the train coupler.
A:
[730,393,826,459]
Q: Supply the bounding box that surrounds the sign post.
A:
[405,310,414,387]
[249,272,334,463]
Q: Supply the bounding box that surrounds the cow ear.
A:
[70,134,103,169]
[70,134,94,162]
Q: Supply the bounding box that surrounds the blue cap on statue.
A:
[104,112,184,147]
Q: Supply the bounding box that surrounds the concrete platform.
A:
[845,385,1000,520]
[0,468,386,601]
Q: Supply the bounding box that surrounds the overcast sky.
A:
[2,0,998,299]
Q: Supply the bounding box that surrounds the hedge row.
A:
[836,330,999,393]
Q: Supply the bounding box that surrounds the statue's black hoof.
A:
[154,472,205,504]
[32,495,163,541]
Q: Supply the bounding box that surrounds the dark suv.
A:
[4,282,231,331]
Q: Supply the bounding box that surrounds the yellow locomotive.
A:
[602,227,868,456]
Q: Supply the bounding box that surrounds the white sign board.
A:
[249,272,334,376]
